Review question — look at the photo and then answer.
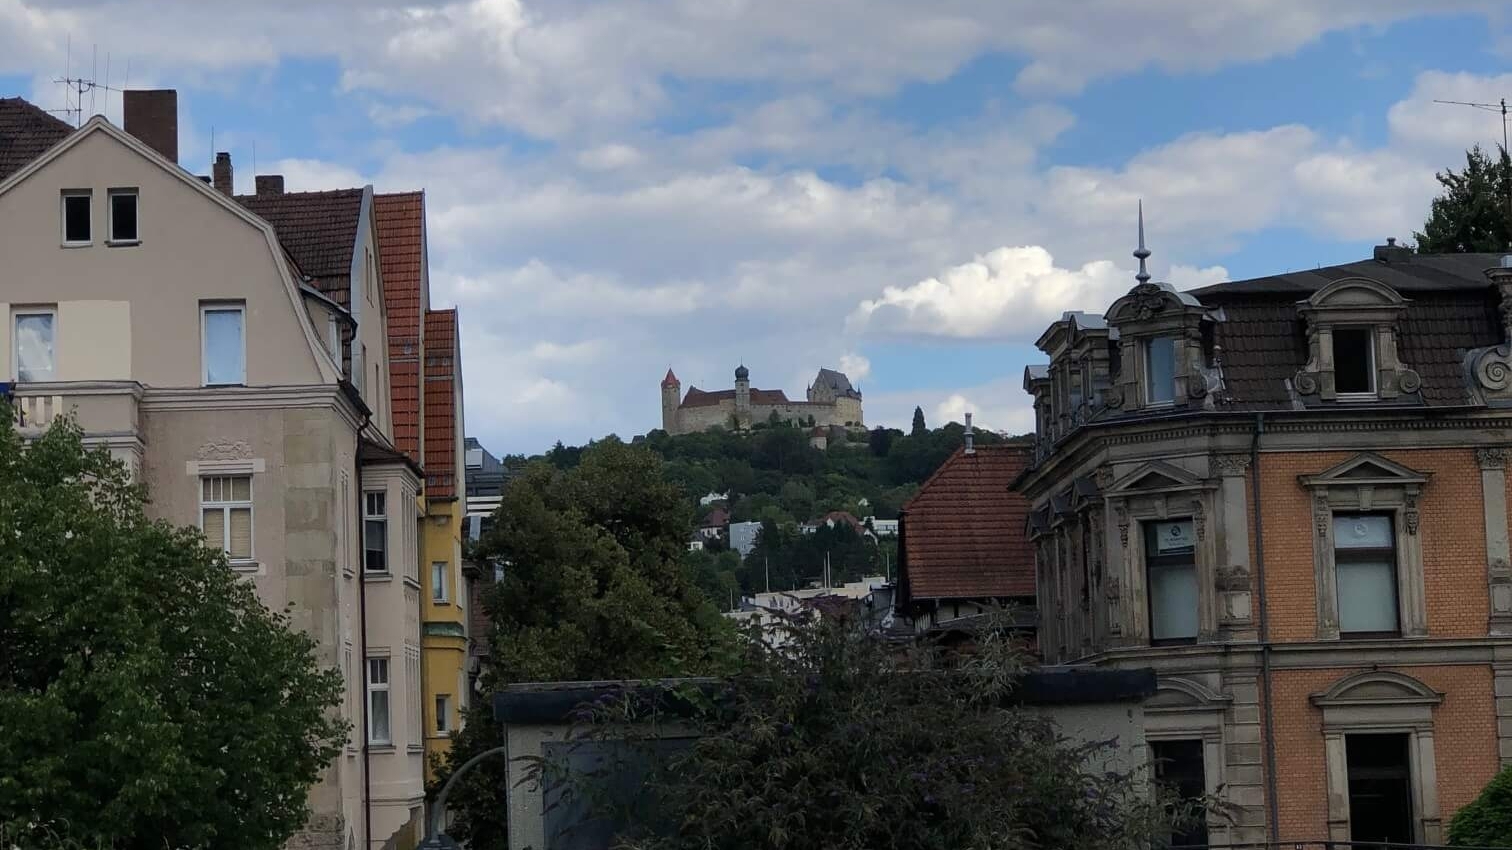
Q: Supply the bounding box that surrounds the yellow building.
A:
[375,193,470,779]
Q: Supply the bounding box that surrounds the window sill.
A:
[432,599,452,607]
[408,745,425,754]
[1336,392,1379,403]
[342,568,356,579]
[368,743,395,753]
[228,561,260,573]
[106,238,141,247]
[430,731,452,740]
[364,571,393,583]
[202,383,248,389]
[1339,630,1401,640]
[403,576,422,590]
[61,241,91,249]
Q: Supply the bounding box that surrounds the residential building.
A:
[462,436,509,542]
[0,93,429,849]
[1018,222,1512,846]
[894,435,1037,639]
[861,517,898,537]
[728,520,762,556]
[699,506,729,539]
[661,365,863,434]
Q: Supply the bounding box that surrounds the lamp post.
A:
[418,744,510,850]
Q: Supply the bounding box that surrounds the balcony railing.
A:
[10,391,64,432]
[6,384,141,438]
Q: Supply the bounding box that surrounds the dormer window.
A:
[1334,327,1376,396]
[1144,336,1177,405]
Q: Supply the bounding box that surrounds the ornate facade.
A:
[1019,232,1512,846]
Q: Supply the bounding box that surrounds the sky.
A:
[4,2,1512,454]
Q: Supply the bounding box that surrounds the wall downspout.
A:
[355,412,374,850]
[1250,412,1280,840]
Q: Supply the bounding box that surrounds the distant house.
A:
[801,510,865,535]
[863,516,899,537]
[687,536,706,552]
[895,442,1036,640]
[699,491,729,507]
[699,506,730,539]
[729,520,763,556]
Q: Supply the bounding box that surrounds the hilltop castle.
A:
[661,365,864,435]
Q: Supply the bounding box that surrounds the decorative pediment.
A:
[1310,670,1442,708]
[1146,677,1233,712]
[1298,453,1429,489]
[1304,277,1408,311]
[1106,282,1203,325]
[1106,460,1205,495]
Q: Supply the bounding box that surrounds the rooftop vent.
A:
[1373,236,1413,264]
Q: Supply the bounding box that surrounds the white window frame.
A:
[364,491,388,574]
[61,189,91,246]
[1333,325,1378,400]
[344,643,356,753]
[366,657,391,745]
[12,307,57,382]
[200,304,246,387]
[406,646,422,750]
[106,187,139,245]
[435,694,451,735]
[327,315,341,359]
[200,474,254,565]
[431,561,449,603]
[1143,335,1178,407]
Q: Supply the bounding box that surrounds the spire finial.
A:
[1133,199,1152,285]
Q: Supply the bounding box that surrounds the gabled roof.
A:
[899,444,1034,601]
[681,386,792,407]
[423,308,460,500]
[236,188,364,303]
[0,97,71,181]
[375,191,426,461]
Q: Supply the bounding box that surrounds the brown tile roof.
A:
[0,97,72,181]
[236,188,364,304]
[681,387,791,407]
[376,191,426,462]
[423,309,460,500]
[899,444,1035,602]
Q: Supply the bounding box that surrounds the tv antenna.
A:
[49,38,122,127]
[1435,97,1512,234]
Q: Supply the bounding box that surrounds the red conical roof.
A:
[662,368,679,387]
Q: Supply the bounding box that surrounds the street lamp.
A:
[418,744,510,850]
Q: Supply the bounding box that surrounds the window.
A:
[1145,336,1177,405]
[201,475,253,563]
[366,658,391,744]
[344,645,354,751]
[1335,327,1375,395]
[1145,519,1198,644]
[13,311,55,382]
[364,492,387,573]
[61,190,90,244]
[202,306,245,386]
[1152,740,1208,848]
[465,447,484,469]
[407,648,422,745]
[1346,734,1414,845]
[327,315,340,359]
[1334,514,1399,636]
[1068,369,1084,411]
[435,694,451,734]
[108,189,138,243]
[431,561,449,603]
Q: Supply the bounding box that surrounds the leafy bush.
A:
[1449,765,1512,846]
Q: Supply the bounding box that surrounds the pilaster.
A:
[1478,447,1512,634]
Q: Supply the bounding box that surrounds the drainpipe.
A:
[355,410,374,850]
[1250,413,1280,840]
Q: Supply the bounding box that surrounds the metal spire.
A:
[1133,199,1152,285]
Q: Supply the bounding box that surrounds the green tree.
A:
[591,616,1190,850]
[1416,144,1512,253]
[0,414,345,849]
[1449,765,1512,846]
[430,440,737,849]
[911,405,927,436]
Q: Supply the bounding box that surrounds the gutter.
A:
[1251,413,1280,840]
[348,381,374,849]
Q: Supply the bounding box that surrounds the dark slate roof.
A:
[813,367,860,397]
[0,97,72,181]
[1193,253,1506,410]
[899,445,1035,602]
[236,189,364,304]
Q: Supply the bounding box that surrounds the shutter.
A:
[229,507,253,560]
[202,508,225,551]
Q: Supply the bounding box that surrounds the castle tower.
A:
[661,368,681,434]
[734,364,751,416]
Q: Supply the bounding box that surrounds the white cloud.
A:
[866,379,1035,436]
[838,352,871,382]
[848,247,1132,340]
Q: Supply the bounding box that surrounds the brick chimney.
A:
[212,152,233,195]
[255,174,284,196]
[122,89,179,163]
[1373,236,1413,264]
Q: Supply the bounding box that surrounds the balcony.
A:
[7,382,143,439]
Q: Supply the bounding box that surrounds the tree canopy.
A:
[0,413,345,849]
[430,438,739,849]
[1415,144,1512,253]
[1448,764,1512,846]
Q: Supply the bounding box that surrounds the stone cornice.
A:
[140,384,364,430]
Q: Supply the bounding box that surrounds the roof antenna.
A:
[1434,98,1512,232]
[50,38,122,127]
[1134,199,1152,285]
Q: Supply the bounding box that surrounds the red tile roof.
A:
[236,188,364,304]
[899,444,1035,601]
[376,191,426,462]
[423,309,460,500]
[681,387,791,407]
[0,97,71,181]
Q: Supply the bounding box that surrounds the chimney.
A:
[964,412,975,455]
[255,174,285,196]
[212,152,233,196]
[1373,236,1413,264]
[122,89,178,164]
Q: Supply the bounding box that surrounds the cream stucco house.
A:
[0,93,427,850]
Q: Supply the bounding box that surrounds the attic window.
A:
[1335,328,1375,396]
